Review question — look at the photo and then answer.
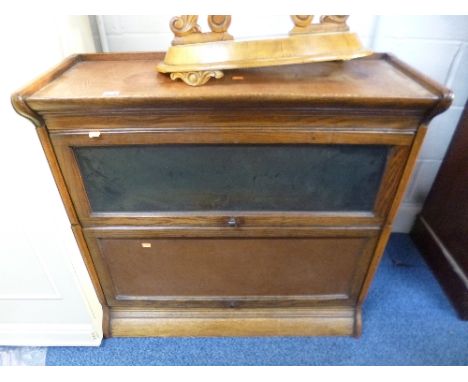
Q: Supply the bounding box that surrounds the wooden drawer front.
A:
[52,130,411,227]
[86,229,378,307]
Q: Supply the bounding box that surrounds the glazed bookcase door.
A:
[76,144,387,212]
[50,130,410,227]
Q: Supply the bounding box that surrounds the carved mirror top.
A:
[157,15,370,86]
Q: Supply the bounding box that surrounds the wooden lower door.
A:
[84,227,379,337]
[85,228,378,309]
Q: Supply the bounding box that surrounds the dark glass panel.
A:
[74,144,388,213]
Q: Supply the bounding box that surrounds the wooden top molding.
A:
[12,52,452,122]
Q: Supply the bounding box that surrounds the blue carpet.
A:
[46,234,468,365]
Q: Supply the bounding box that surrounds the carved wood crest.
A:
[157,15,370,86]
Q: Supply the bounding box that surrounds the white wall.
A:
[98,15,468,232]
[98,15,378,52]
[0,15,102,346]
[371,16,468,231]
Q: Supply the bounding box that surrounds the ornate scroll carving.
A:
[170,15,201,36]
[320,15,349,32]
[170,15,233,45]
[290,15,314,29]
[159,15,370,86]
[208,15,232,33]
[320,15,349,25]
[170,71,224,86]
[290,15,349,34]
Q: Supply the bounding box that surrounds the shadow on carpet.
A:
[46,234,468,365]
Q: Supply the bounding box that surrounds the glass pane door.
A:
[74,144,389,213]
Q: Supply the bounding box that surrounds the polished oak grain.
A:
[28,53,436,107]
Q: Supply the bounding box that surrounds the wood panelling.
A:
[84,227,378,309]
[109,306,358,337]
[357,125,429,305]
[411,102,468,319]
[44,113,422,131]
